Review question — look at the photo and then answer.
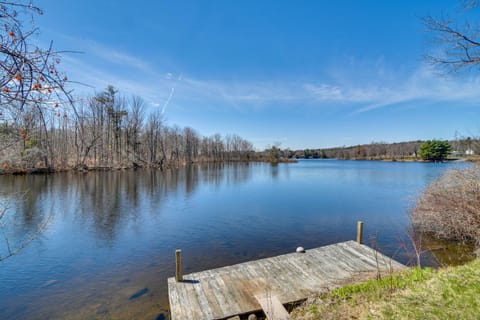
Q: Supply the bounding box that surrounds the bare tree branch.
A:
[0,1,75,140]
[0,1,77,171]
[424,1,480,74]
[462,0,480,10]
[0,214,52,262]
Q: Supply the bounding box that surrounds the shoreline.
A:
[0,158,299,175]
[297,156,480,163]
[2,156,476,176]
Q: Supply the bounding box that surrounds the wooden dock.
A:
[168,240,405,320]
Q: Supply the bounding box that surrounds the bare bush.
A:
[412,165,480,245]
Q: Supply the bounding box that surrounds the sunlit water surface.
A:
[0,160,470,319]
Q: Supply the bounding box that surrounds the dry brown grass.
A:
[412,165,480,246]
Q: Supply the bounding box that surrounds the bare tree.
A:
[183,127,199,163]
[144,110,163,166]
[1,1,71,108]
[0,0,72,261]
[424,1,480,73]
[1,1,73,171]
[125,95,144,164]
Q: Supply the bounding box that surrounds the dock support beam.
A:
[357,221,364,244]
[176,249,183,282]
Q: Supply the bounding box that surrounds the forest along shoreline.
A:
[3,137,480,175]
[2,88,477,176]
[1,155,475,175]
[0,158,298,175]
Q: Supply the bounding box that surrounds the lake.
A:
[0,160,468,319]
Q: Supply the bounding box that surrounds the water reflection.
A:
[1,163,255,244]
[0,160,469,320]
[0,177,52,254]
[421,233,476,266]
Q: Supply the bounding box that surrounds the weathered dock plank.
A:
[255,294,291,320]
[168,240,405,320]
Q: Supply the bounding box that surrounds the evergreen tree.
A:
[419,140,451,161]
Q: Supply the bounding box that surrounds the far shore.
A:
[297,156,480,163]
[2,156,478,176]
[0,158,299,175]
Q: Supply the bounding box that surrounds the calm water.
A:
[0,160,468,319]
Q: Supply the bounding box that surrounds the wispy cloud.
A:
[178,77,300,104]
[178,67,480,113]
[57,35,480,116]
[59,49,176,108]
[85,41,153,74]
[304,65,480,114]
[42,29,154,75]
[303,83,344,101]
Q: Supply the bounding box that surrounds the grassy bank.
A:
[291,257,480,319]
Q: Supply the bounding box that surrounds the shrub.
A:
[412,165,480,245]
[418,140,451,161]
[21,147,46,168]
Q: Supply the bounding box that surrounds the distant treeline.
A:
[3,83,479,173]
[291,138,480,161]
[0,86,257,173]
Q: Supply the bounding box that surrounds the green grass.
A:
[291,258,480,319]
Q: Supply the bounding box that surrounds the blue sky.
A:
[35,0,480,149]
